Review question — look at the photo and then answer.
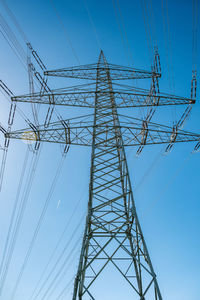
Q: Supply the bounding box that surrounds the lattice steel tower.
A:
[72,52,162,300]
[6,50,199,299]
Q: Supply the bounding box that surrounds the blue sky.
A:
[0,0,199,299]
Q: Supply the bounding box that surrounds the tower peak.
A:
[98,49,107,65]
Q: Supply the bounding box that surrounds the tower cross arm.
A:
[5,116,200,148]
[11,90,195,108]
[44,63,161,80]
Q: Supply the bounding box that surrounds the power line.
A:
[112,0,131,65]
[0,0,29,43]
[55,276,74,300]
[42,238,81,300]
[83,0,102,50]
[49,0,80,64]
[143,153,192,216]
[31,216,84,300]
[29,190,86,300]
[192,0,198,73]
[0,147,30,282]
[10,153,66,300]
[140,0,154,60]
[115,0,134,64]
[135,147,165,194]
[161,0,176,122]
[0,147,41,296]
[0,11,27,66]
[0,2,66,133]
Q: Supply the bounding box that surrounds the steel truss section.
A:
[11,87,195,108]
[44,62,161,80]
[71,51,163,300]
[7,115,200,148]
[6,51,199,299]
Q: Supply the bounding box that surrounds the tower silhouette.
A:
[7,50,199,299]
[72,51,162,299]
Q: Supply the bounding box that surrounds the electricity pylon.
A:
[71,52,163,300]
[4,50,199,299]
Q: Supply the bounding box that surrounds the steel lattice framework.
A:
[44,62,161,80]
[71,52,163,300]
[11,85,195,108]
[7,114,200,147]
[4,50,199,299]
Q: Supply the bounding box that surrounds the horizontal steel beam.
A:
[44,62,161,80]
[6,116,200,148]
[11,90,195,108]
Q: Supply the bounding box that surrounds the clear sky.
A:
[0,0,199,300]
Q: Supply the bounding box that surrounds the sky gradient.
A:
[0,0,199,299]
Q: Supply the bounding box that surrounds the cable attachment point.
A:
[1,125,10,149]
[165,124,178,153]
[27,42,46,71]
[136,120,148,155]
[193,141,200,153]
[44,105,54,128]
[191,70,197,100]
[61,120,71,154]
[28,122,40,150]
[8,101,17,126]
